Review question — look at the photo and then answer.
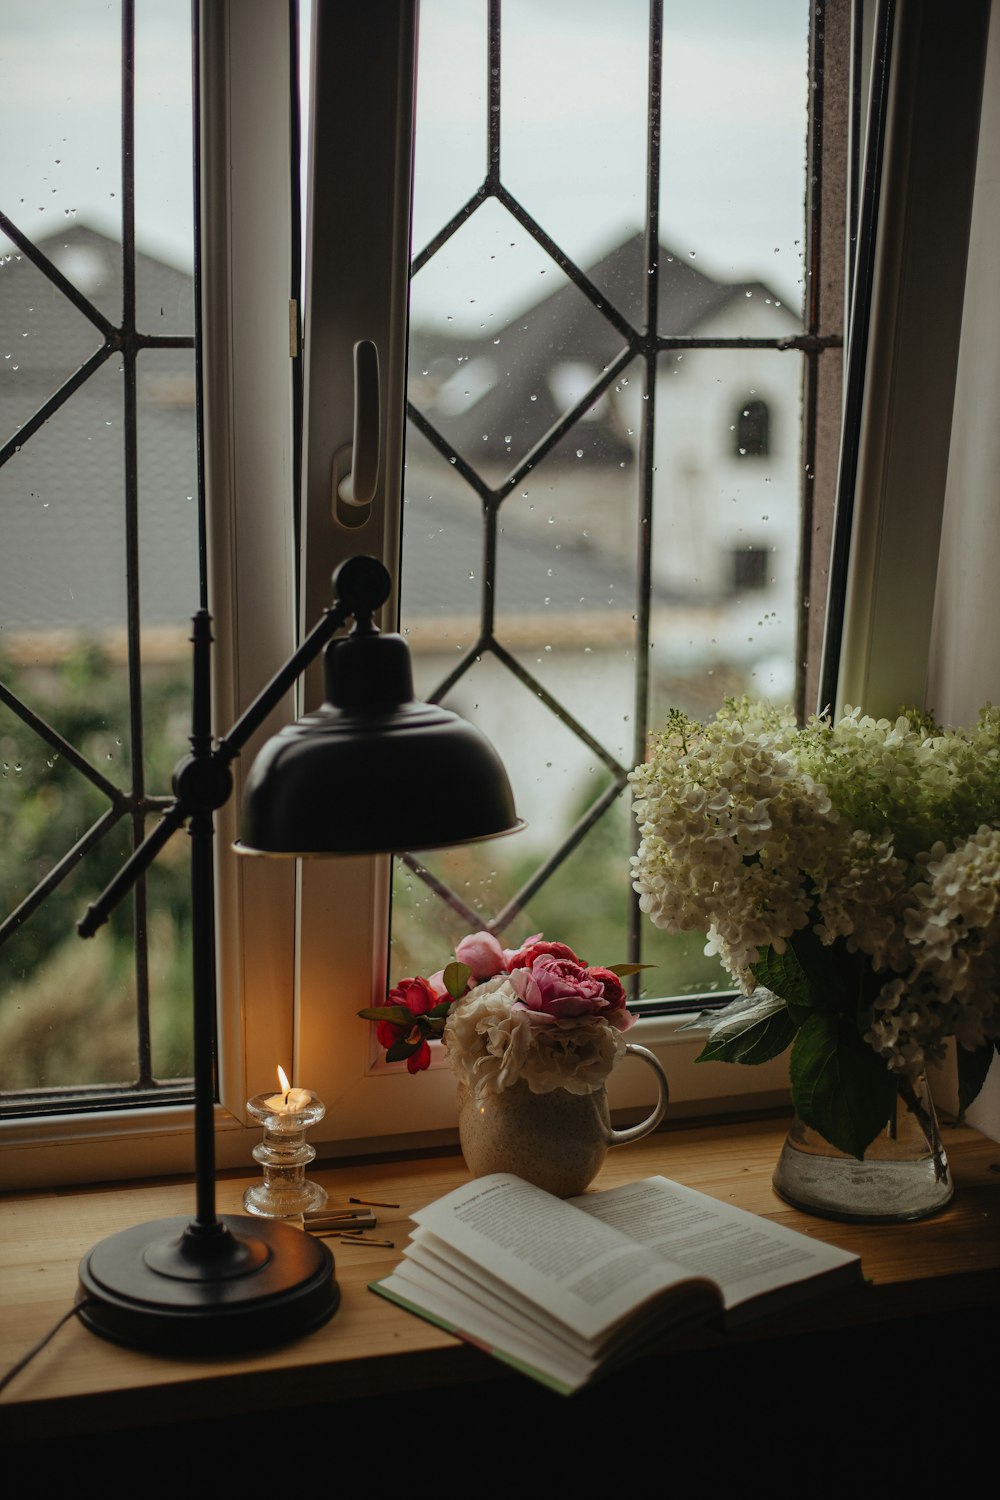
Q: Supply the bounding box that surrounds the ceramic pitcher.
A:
[456,1042,669,1197]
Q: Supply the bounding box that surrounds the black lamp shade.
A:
[238,628,523,855]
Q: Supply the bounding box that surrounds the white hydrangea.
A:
[629,706,837,975]
[866,827,1000,1073]
[630,699,1000,1079]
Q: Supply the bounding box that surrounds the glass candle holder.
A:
[243,1090,329,1219]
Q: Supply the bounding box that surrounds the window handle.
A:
[333,339,380,526]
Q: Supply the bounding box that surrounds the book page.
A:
[405,1228,600,1357]
[570,1176,861,1314]
[409,1172,721,1346]
[376,1261,599,1395]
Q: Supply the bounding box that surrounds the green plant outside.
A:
[0,642,194,1091]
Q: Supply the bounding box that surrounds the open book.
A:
[370,1172,865,1394]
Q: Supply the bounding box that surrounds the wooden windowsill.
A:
[2,1113,999,1451]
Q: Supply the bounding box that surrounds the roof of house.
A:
[1,225,198,637]
[407,230,793,474]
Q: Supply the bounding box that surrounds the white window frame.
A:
[6,0,992,1190]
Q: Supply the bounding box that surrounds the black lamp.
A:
[73,555,522,1354]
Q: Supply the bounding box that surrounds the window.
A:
[0,0,841,1180]
[735,398,770,457]
[6,0,994,1185]
[731,544,770,593]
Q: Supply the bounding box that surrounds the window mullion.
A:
[198,0,301,1124]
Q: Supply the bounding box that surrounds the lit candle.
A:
[263,1064,313,1114]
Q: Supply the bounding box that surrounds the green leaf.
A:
[675,1006,718,1035]
[443,961,472,1000]
[751,944,812,1015]
[956,1041,999,1119]
[356,1005,418,1026]
[605,963,656,976]
[789,1013,898,1159]
[423,999,454,1023]
[756,930,888,1030]
[385,1036,423,1064]
[691,990,797,1066]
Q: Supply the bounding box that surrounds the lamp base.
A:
[76,1213,339,1355]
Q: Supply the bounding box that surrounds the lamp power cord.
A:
[0,1299,94,1394]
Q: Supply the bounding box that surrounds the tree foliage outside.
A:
[0,641,194,1092]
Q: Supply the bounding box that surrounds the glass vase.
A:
[771,1073,953,1223]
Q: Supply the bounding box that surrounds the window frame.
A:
[10,0,988,1187]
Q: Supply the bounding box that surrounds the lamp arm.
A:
[216,599,353,760]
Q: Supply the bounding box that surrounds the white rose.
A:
[443,978,533,1101]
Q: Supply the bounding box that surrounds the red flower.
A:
[506,938,585,972]
[377,975,441,1073]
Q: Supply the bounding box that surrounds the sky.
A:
[1,0,810,326]
[0,0,195,268]
[410,0,810,327]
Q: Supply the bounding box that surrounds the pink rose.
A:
[506,938,585,972]
[508,954,608,1018]
[455,930,508,980]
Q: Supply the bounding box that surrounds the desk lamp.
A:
[74,555,521,1354]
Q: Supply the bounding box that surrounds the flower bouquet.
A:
[628,697,1000,1162]
[359,932,642,1104]
[360,934,667,1196]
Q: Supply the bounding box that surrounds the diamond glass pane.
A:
[410,0,488,257]
[659,0,810,328]
[0,361,130,637]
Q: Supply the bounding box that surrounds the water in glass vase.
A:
[771,1074,953,1224]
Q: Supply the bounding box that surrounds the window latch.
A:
[332,339,380,528]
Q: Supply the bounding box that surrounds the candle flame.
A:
[276,1065,291,1094]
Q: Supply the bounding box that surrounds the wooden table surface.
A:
[2,1114,999,1443]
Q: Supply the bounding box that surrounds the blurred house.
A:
[401,232,802,839]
